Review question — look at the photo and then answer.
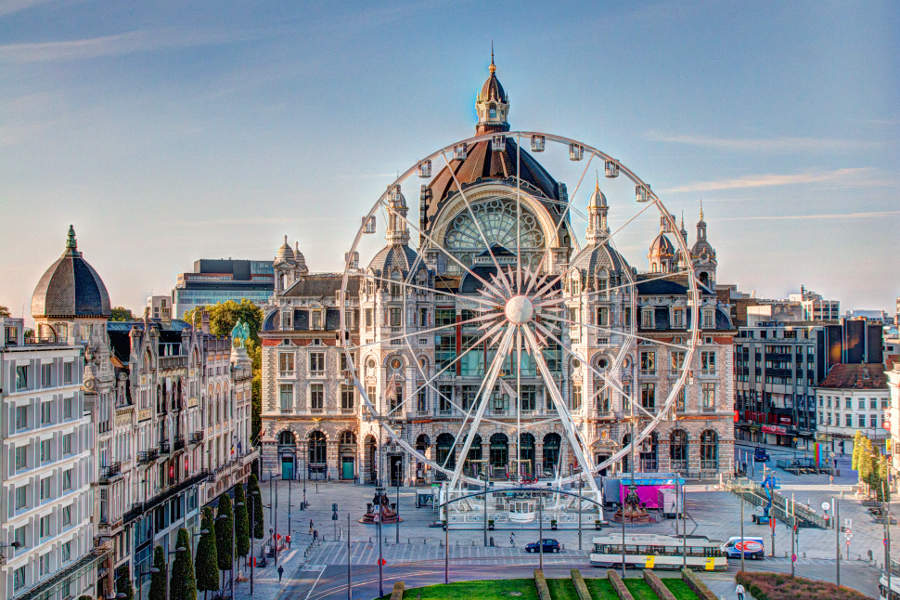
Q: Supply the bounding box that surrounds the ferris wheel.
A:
[339,131,700,500]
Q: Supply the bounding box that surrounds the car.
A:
[753,447,770,462]
[525,539,560,553]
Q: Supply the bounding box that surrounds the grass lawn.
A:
[387,578,539,599]
[623,579,660,600]
[582,578,620,600]
[662,578,699,600]
[545,579,580,600]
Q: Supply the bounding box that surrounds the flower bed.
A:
[735,571,871,600]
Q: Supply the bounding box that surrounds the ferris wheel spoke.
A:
[515,134,522,292]
[361,271,499,309]
[379,195,507,299]
[541,313,692,352]
[520,325,601,499]
[439,151,514,294]
[348,312,497,352]
[447,326,515,490]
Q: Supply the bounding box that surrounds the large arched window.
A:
[639,432,658,472]
[308,431,327,465]
[669,430,688,471]
[489,433,508,473]
[542,433,561,475]
[436,433,456,472]
[518,433,535,477]
[700,430,718,470]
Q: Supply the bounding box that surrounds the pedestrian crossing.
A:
[305,540,589,566]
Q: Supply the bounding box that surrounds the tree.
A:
[247,473,264,539]
[234,483,250,568]
[110,306,134,321]
[115,572,133,600]
[851,431,864,471]
[216,494,234,589]
[170,528,197,600]
[149,546,167,600]
[196,507,219,599]
[0,305,9,317]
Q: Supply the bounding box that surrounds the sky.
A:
[1,0,898,318]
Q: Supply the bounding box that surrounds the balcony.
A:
[159,440,171,455]
[174,436,185,451]
[191,431,204,444]
[158,355,187,371]
[137,448,158,464]
[99,462,122,482]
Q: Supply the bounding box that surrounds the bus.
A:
[590,533,728,571]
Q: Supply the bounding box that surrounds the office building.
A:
[172,259,274,318]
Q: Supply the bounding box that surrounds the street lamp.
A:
[136,566,159,600]
[248,490,261,597]
[166,547,187,600]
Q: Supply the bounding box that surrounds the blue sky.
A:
[1,0,898,316]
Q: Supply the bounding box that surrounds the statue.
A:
[231,319,250,348]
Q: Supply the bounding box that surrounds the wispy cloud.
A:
[663,167,895,194]
[0,27,256,63]
[645,131,881,152]
[720,210,900,222]
[0,0,55,18]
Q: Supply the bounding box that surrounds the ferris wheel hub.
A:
[504,295,534,325]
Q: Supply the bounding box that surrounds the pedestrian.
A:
[509,532,516,546]
[735,582,745,600]
[309,519,314,535]
[313,529,318,543]
[277,565,284,583]
[286,534,292,549]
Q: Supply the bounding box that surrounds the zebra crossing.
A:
[304,540,590,566]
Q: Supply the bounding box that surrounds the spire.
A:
[385,184,410,245]
[66,225,77,250]
[699,199,705,223]
[586,175,609,244]
[696,200,707,241]
[490,41,496,74]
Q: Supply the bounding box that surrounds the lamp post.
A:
[538,493,544,571]
[577,477,583,552]
[136,567,158,600]
[375,489,384,598]
[233,502,243,600]
[346,512,352,600]
[395,462,401,544]
[248,490,260,597]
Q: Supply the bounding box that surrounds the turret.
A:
[475,47,510,134]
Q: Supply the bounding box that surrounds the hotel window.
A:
[416,387,427,413]
[670,351,685,373]
[62,504,72,527]
[14,526,25,550]
[14,566,25,590]
[341,385,355,412]
[309,352,325,375]
[15,486,27,510]
[41,363,52,388]
[62,468,73,492]
[279,353,294,375]
[39,552,50,576]
[15,446,27,471]
[870,415,878,427]
[40,476,51,501]
[702,383,716,411]
[39,515,50,538]
[41,401,52,425]
[570,384,582,411]
[639,351,656,375]
[64,397,73,419]
[279,384,293,412]
[521,386,537,412]
[596,307,609,327]
[640,309,654,329]
[640,383,655,411]
[41,439,51,464]
[61,541,71,563]
[310,310,322,330]
[63,433,73,456]
[389,308,402,327]
[418,307,428,327]
[310,383,324,412]
[701,309,714,329]
[701,351,716,375]
[858,399,864,410]
[15,405,28,430]
[671,308,684,328]
[870,398,877,409]
[676,388,686,412]
[595,387,610,413]
[845,415,852,427]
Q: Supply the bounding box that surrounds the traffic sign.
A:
[821,501,830,512]
[378,558,386,566]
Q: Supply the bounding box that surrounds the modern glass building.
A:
[172,258,273,317]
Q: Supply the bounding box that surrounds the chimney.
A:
[201,309,210,334]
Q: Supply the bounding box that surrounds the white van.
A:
[721,537,764,559]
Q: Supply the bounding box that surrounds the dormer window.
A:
[640,308,654,329]
[701,309,715,329]
[281,310,292,331]
[310,310,322,330]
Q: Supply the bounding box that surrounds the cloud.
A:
[663,167,894,194]
[0,0,55,17]
[0,27,257,63]
[720,210,900,222]
[645,131,880,152]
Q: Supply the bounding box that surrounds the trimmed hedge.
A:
[389,581,404,600]
[607,569,635,600]
[680,568,716,600]
[570,569,591,600]
[736,571,870,600]
[642,570,676,600]
[534,569,551,600]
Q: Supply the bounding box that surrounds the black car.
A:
[525,539,560,553]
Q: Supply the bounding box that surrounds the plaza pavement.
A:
[229,449,894,600]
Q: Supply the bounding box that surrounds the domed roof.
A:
[274,235,294,264]
[570,242,630,278]
[368,244,424,276]
[478,67,507,104]
[588,185,607,209]
[31,226,111,319]
[648,232,675,258]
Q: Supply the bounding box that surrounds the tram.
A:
[590,533,728,571]
[880,573,900,600]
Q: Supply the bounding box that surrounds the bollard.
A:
[490,537,494,547]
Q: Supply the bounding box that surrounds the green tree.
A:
[851,430,864,471]
[115,572,134,600]
[149,546,167,600]
[195,507,219,599]
[247,473,264,539]
[110,306,135,321]
[234,484,250,567]
[170,528,197,600]
[216,494,234,587]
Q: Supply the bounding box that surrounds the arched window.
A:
[669,430,688,471]
[518,433,535,477]
[639,432,658,472]
[278,431,296,446]
[489,433,508,473]
[436,433,455,475]
[621,433,631,473]
[464,434,482,476]
[542,433,561,475]
[700,430,718,470]
[308,431,327,465]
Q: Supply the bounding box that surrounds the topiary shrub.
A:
[735,570,870,600]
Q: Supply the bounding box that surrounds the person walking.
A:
[286,534,292,549]
[509,532,516,547]
[313,529,318,543]
[735,582,745,600]
[277,565,284,583]
[309,520,314,535]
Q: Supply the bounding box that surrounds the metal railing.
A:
[191,431,204,444]
[159,440,171,454]
[174,436,185,451]
[100,462,122,481]
[137,449,158,464]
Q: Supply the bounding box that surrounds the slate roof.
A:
[31,229,110,319]
[282,274,359,298]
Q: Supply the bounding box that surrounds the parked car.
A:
[753,447,770,462]
[525,539,560,553]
